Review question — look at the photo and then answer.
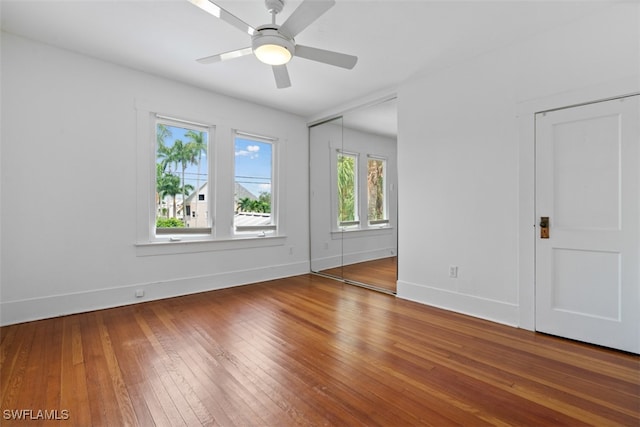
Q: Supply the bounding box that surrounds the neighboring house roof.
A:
[182,182,257,205]
[184,182,207,204]
[234,212,271,227]
[235,182,256,201]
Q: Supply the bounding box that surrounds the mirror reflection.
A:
[310,98,398,293]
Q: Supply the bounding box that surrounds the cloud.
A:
[235,145,261,158]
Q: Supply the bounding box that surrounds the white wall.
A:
[0,33,309,325]
[397,3,640,326]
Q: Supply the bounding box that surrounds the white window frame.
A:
[232,130,279,237]
[135,100,286,256]
[154,116,213,238]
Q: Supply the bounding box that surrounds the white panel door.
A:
[535,95,639,354]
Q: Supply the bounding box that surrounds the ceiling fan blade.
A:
[197,47,253,64]
[295,45,358,69]
[272,65,291,89]
[189,0,256,35]
[279,0,335,38]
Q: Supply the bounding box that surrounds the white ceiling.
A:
[342,97,398,139]
[1,0,613,134]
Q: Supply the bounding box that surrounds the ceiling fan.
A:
[189,0,358,89]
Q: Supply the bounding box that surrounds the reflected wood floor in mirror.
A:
[320,256,397,293]
[2,274,638,426]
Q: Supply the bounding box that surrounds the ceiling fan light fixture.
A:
[254,43,292,65]
[252,27,295,66]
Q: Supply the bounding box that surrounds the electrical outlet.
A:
[449,266,458,278]
[135,289,145,298]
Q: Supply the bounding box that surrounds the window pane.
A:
[156,122,209,233]
[368,158,386,222]
[234,136,273,233]
[337,152,358,225]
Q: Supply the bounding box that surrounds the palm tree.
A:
[238,197,253,213]
[337,154,356,222]
[167,139,198,219]
[258,192,271,213]
[185,130,206,226]
[256,200,270,213]
[156,125,174,214]
[157,169,182,219]
[156,126,205,224]
[157,124,172,146]
[156,124,173,173]
[367,159,384,220]
[185,130,206,170]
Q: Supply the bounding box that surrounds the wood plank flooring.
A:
[1,274,638,426]
[320,256,397,293]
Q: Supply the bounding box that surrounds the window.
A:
[337,151,359,227]
[136,100,287,252]
[367,156,388,225]
[155,118,210,235]
[234,132,277,235]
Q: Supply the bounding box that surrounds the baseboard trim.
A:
[312,247,395,271]
[0,261,310,326]
[397,280,519,327]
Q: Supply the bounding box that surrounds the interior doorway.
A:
[534,94,639,354]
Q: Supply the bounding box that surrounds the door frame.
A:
[516,76,639,331]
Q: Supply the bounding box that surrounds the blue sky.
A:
[158,125,271,199]
[235,137,272,198]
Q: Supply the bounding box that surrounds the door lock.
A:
[540,216,550,239]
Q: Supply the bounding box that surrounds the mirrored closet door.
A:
[309,98,398,293]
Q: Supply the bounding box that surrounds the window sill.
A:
[135,235,287,257]
[331,227,393,240]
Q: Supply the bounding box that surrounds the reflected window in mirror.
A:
[337,151,359,229]
[367,156,389,227]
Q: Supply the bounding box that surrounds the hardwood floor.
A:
[1,274,638,426]
[320,256,397,293]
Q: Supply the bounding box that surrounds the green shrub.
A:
[156,217,184,228]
